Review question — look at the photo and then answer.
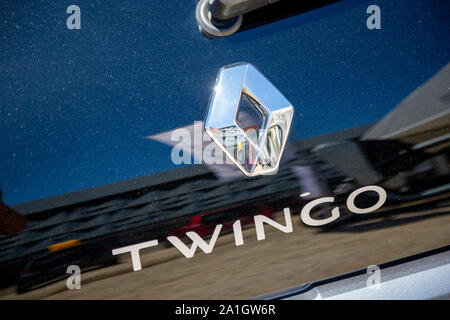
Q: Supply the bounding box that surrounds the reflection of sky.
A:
[0,0,449,205]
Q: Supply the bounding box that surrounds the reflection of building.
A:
[0,125,367,289]
[363,62,450,143]
[1,119,449,291]
[220,127,245,149]
[219,126,257,169]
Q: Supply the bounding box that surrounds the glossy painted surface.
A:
[0,0,449,299]
[1,0,449,204]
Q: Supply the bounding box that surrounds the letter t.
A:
[112,240,159,271]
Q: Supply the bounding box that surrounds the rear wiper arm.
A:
[212,0,281,21]
[196,0,339,38]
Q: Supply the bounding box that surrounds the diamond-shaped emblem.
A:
[204,63,294,177]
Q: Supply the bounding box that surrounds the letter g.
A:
[300,197,340,226]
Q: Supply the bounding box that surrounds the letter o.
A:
[346,186,386,214]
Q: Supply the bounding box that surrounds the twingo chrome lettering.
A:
[113,185,387,272]
[204,63,294,177]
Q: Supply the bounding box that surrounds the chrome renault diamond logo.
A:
[204,63,294,177]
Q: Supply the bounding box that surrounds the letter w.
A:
[167,224,222,258]
[255,208,293,240]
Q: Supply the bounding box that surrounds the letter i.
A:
[233,220,244,246]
